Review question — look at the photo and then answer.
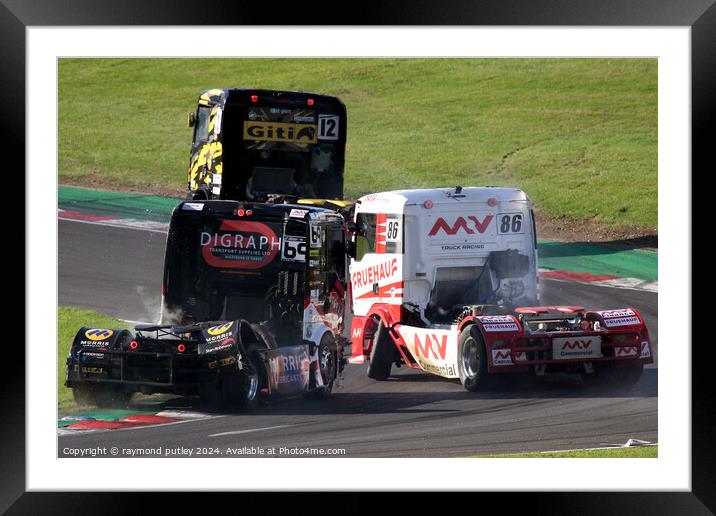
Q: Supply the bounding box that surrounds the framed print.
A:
[4,0,710,512]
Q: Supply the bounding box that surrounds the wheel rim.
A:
[463,338,480,378]
[320,344,336,383]
[245,372,259,401]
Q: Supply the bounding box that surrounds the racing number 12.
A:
[318,115,339,140]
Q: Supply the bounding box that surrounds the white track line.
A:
[208,425,292,438]
[58,214,168,235]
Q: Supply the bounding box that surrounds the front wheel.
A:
[366,322,394,381]
[306,334,337,400]
[457,326,488,392]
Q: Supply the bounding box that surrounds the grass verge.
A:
[59,58,657,229]
[58,306,129,412]
[476,446,658,458]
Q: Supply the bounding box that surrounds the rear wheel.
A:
[221,346,262,413]
[457,325,488,392]
[366,322,394,381]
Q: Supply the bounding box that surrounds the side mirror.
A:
[187,111,196,128]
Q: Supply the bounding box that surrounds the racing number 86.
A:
[386,220,400,241]
[499,214,523,234]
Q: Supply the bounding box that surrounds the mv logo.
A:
[561,340,592,350]
[352,327,362,339]
[413,333,448,360]
[493,350,511,360]
[428,215,494,236]
[84,329,113,341]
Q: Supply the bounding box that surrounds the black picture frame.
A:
[5,0,708,513]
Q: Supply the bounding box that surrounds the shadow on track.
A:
[127,367,656,417]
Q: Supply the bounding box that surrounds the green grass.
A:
[59,58,657,228]
[58,306,129,412]
[477,446,658,458]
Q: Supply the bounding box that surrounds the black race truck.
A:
[66,200,350,411]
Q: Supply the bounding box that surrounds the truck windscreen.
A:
[221,102,344,201]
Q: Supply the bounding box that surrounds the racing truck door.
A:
[304,219,347,342]
[187,96,223,199]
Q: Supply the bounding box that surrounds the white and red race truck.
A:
[346,187,653,391]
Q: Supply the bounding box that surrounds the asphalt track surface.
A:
[58,219,658,457]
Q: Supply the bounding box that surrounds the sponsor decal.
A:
[352,327,362,339]
[201,220,280,269]
[491,349,513,366]
[289,208,309,218]
[514,351,527,362]
[80,367,104,374]
[182,202,204,211]
[603,318,641,327]
[413,333,448,361]
[203,337,235,354]
[552,337,601,359]
[309,225,322,248]
[266,347,311,395]
[599,309,636,318]
[84,329,113,341]
[399,327,457,378]
[208,322,234,336]
[597,309,641,327]
[478,316,519,333]
[640,341,651,358]
[428,215,494,236]
[352,258,398,290]
[441,243,486,252]
[243,121,317,144]
[615,346,639,358]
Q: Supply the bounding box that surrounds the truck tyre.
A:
[221,345,262,413]
[457,325,488,392]
[306,334,338,400]
[366,322,394,381]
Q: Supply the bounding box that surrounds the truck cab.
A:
[162,200,347,350]
[187,88,347,202]
[349,186,538,329]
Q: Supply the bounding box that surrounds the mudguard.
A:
[71,326,132,356]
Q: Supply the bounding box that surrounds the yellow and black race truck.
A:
[187,88,347,202]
